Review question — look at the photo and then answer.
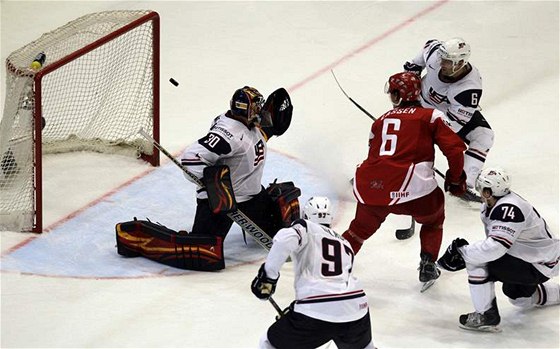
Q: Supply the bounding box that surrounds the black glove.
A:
[251,263,279,300]
[262,88,293,137]
[444,170,467,197]
[437,238,469,272]
[403,62,423,76]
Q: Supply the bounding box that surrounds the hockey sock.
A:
[463,150,486,188]
[534,282,560,306]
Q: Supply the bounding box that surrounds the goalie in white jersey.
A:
[438,168,559,332]
[251,197,375,349]
[404,37,494,201]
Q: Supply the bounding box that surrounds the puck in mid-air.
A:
[169,78,179,87]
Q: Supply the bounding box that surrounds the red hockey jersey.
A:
[353,106,465,206]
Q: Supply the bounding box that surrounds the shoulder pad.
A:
[490,203,525,223]
[424,39,438,48]
[197,132,231,155]
[291,218,307,229]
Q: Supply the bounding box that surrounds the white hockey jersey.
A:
[181,113,267,202]
[406,39,483,134]
[459,192,559,278]
[264,219,369,323]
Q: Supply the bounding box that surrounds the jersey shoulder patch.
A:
[453,89,483,108]
[490,203,525,223]
[197,132,232,155]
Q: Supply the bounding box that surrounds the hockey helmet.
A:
[438,38,471,74]
[230,86,265,125]
[385,72,421,105]
[303,196,333,226]
[475,167,511,197]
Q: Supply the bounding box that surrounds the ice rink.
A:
[1,1,558,348]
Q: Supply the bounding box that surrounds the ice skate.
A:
[418,253,440,292]
[459,298,501,332]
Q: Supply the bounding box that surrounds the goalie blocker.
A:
[116,165,301,271]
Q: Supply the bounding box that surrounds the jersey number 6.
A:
[380,118,401,156]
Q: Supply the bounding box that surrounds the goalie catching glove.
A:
[437,238,469,272]
[251,263,279,300]
[261,88,293,138]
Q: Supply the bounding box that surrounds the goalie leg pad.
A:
[116,219,224,271]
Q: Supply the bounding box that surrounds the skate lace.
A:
[418,260,436,275]
[466,312,484,326]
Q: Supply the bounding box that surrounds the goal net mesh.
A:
[0,10,158,232]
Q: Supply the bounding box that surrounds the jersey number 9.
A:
[321,238,355,277]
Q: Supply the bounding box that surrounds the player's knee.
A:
[508,296,533,308]
[502,283,536,299]
[465,127,494,152]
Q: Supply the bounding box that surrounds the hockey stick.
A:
[268,296,285,319]
[331,70,415,239]
[138,128,274,251]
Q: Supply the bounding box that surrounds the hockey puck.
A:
[169,78,179,87]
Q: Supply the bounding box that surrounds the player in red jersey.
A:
[343,72,467,289]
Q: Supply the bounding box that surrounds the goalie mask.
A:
[303,196,333,227]
[475,167,511,197]
[230,86,269,127]
[385,72,421,106]
[438,38,471,75]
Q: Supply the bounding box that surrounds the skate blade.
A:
[459,324,502,333]
[420,279,437,293]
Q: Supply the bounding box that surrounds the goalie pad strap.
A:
[116,219,224,271]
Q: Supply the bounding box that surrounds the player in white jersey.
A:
[251,197,375,348]
[181,86,295,239]
[438,168,559,332]
[404,38,494,202]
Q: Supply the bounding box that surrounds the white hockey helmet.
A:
[438,37,471,73]
[303,196,333,226]
[475,167,511,197]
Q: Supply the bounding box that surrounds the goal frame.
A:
[5,11,160,233]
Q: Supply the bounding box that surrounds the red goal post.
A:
[0,10,160,233]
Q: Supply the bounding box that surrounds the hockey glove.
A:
[261,88,293,138]
[444,170,467,197]
[403,61,423,76]
[437,238,469,272]
[251,263,279,300]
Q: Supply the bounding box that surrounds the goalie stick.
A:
[331,70,415,240]
[138,128,274,251]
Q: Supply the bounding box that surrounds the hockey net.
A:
[0,10,160,233]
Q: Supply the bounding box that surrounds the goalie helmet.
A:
[438,38,471,74]
[303,196,333,227]
[230,86,265,125]
[384,72,421,105]
[475,167,511,197]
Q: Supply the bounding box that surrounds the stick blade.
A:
[395,219,415,240]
